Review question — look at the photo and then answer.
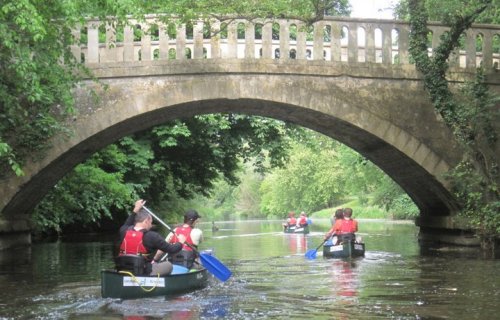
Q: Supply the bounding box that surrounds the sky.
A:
[349,0,396,19]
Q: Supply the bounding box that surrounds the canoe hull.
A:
[284,225,310,234]
[101,268,209,299]
[323,242,365,258]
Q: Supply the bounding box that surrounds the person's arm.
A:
[152,231,185,262]
[119,199,145,235]
[324,226,335,239]
[191,229,203,246]
[165,232,174,243]
[333,219,343,232]
[121,200,146,227]
[144,231,183,255]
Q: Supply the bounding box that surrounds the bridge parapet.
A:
[71,16,500,72]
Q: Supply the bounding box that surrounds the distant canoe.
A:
[284,225,310,234]
[323,241,365,259]
[101,267,209,299]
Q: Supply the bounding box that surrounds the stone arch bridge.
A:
[1,17,499,249]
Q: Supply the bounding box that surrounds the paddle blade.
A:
[200,253,232,282]
[305,249,318,260]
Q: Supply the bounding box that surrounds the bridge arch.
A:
[1,59,463,231]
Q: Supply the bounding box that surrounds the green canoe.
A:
[101,268,209,299]
[323,241,365,259]
[283,225,310,234]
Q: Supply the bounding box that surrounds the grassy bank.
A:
[312,200,389,220]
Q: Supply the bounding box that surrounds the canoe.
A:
[284,225,310,234]
[323,241,365,258]
[101,267,209,299]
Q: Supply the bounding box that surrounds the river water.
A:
[0,219,498,319]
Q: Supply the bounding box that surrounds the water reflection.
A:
[1,220,499,319]
[284,234,308,255]
[328,260,359,299]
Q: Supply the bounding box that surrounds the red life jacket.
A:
[339,219,357,234]
[119,228,148,255]
[170,225,195,251]
[288,217,297,226]
[298,216,307,226]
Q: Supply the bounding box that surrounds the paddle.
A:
[305,238,328,260]
[143,206,232,282]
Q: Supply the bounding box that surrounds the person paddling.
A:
[283,211,297,231]
[297,212,308,227]
[337,208,358,244]
[166,209,204,269]
[117,199,186,276]
[325,208,344,245]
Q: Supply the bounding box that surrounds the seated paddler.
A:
[117,199,186,276]
[336,207,358,244]
[166,209,203,269]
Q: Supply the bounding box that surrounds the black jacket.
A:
[119,214,183,257]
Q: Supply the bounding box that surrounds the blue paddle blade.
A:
[200,253,232,281]
[305,249,318,260]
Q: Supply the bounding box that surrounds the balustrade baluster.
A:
[87,22,99,63]
[381,24,392,65]
[158,23,169,60]
[71,16,498,73]
[123,25,134,62]
[176,24,186,60]
[262,22,273,59]
[245,21,255,59]
[193,21,204,59]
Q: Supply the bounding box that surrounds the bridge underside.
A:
[1,60,487,249]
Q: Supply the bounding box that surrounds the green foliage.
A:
[312,201,387,219]
[406,0,500,237]
[372,180,420,219]
[443,72,500,234]
[133,0,351,28]
[193,178,240,220]
[232,164,264,218]
[259,131,417,219]
[135,114,293,201]
[395,0,499,23]
[190,163,266,220]
[32,136,150,235]
[33,114,295,234]
[0,0,83,176]
[259,138,342,216]
[447,161,500,234]
[32,162,135,235]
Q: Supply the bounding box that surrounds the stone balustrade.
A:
[70,16,500,71]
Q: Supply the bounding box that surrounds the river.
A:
[0,219,498,319]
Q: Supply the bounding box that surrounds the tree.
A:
[258,130,418,219]
[32,114,296,235]
[138,0,351,25]
[1,0,79,176]
[0,0,148,177]
[403,0,499,247]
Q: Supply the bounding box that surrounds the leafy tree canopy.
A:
[32,114,299,235]
[402,0,499,242]
[395,0,500,24]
